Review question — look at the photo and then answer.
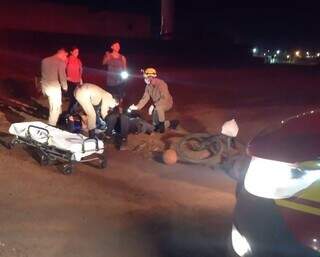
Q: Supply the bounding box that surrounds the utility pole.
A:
[160,0,174,39]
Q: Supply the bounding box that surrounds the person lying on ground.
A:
[95,106,155,150]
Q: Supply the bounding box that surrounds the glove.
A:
[128,104,138,112]
[221,118,239,137]
[148,105,154,115]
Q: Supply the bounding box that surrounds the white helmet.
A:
[221,119,239,137]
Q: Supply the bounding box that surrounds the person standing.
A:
[41,48,68,126]
[102,41,127,102]
[66,46,83,114]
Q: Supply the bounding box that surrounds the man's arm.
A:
[136,87,150,110]
[102,52,111,65]
[159,83,170,100]
[122,55,127,69]
[79,59,83,83]
[58,61,68,91]
[79,59,83,76]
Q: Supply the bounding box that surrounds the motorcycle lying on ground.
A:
[176,119,246,169]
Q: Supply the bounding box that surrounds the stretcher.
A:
[8,121,106,174]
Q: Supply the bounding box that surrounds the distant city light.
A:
[256,46,320,64]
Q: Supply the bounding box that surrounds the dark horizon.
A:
[8,0,320,47]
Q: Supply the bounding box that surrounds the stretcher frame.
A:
[9,125,106,174]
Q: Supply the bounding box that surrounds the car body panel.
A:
[232,110,320,256]
[275,180,320,253]
[248,111,320,163]
[234,188,318,257]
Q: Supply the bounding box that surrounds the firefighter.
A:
[74,83,118,138]
[129,68,177,133]
[40,48,68,126]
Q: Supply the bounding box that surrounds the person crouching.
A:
[74,83,118,138]
[129,68,177,133]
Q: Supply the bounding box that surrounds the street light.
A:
[252,48,258,54]
[295,50,301,57]
[276,50,281,54]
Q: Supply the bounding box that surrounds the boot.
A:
[169,120,180,130]
[104,132,114,141]
[119,137,128,151]
[88,129,96,139]
[157,122,165,133]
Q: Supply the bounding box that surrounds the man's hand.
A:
[148,105,154,115]
[128,104,138,112]
[62,83,68,92]
[110,98,119,108]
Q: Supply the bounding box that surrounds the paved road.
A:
[0,139,236,257]
[0,44,319,257]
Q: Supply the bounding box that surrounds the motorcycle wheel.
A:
[176,133,223,164]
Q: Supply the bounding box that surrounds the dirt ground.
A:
[0,46,319,257]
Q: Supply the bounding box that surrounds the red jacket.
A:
[66,56,82,83]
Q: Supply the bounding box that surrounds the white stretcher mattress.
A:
[9,121,104,161]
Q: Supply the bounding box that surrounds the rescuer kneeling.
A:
[129,68,178,133]
[74,83,118,138]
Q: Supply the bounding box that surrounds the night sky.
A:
[42,0,320,48]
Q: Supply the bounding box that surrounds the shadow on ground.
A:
[128,208,230,257]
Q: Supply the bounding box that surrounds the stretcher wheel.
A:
[61,164,73,175]
[8,139,18,149]
[7,142,13,150]
[40,154,49,166]
[99,157,107,169]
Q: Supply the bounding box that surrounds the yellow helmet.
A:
[143,67,157,78]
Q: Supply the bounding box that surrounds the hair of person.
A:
[110,41,120,47]
[70,46,79,52]
[56,48,67,54]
